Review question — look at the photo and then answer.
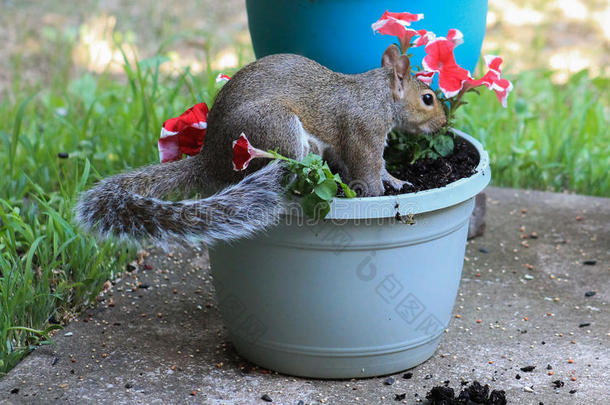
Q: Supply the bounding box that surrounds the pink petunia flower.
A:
[415,71,435,85]
[380,11,424,23]
[421,30,470,98]
[232,133,275,171]
[413,30,436,47]
[447,29,464,46]
[216,73,231,83]
[464,55,513,107]
[158,103,208,163]
[372,10,427,52]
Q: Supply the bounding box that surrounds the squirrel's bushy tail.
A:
[75,159,285,246]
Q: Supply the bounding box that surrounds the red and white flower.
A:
[378,11,424,24]
[216,73,231,83]
[421,30,470,97]
[464,55,513,107]
[158,103,208,163]
[372,10,427,52]
[446,29,464,46]
[232,133,275,171]
[413,30,436,47]
[415,71,435,85]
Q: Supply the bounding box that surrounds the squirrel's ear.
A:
[381,45,400,68]
[394,54,411,81]
[382,45,411,100]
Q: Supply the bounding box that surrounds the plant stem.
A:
[267,150,300,166]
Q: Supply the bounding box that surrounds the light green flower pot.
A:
[210,129,490,378]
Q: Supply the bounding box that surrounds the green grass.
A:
[456,69,610,196]
[1,34,608,376]
[0,35,232,374]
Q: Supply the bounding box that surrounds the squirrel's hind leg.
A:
[203,102,307,185]
[237,103,308,160]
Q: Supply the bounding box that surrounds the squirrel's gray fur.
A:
[75,45,446,246]
[75,161,285,247]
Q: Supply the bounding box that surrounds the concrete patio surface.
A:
[0,187,608,404]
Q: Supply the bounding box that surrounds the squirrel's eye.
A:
[422,93,434,106]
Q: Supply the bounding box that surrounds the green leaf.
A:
[300,153,322,167]
[340,183,357,198]
[43,324,64,334]
[432,135,454,157]
[422,149,440,159]
[9,93,37,176]
[322,167,333,177]
[302,193,330,219]
[314,178,337,201]
[316,168,326,183]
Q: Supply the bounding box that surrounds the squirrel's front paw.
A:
[382,171,412,191]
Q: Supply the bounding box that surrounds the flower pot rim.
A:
[324,128,490,220]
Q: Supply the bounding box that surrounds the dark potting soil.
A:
[385,136,480,195]
[426,381,507,405]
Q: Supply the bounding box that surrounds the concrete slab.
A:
[1,187,608,404]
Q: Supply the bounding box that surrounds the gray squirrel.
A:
[76,44,447,245]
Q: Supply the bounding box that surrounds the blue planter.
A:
[246,0,488,74]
